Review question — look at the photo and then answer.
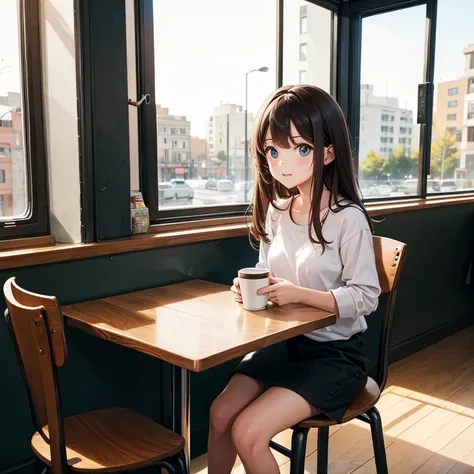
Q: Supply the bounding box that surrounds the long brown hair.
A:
[250,84,372,251]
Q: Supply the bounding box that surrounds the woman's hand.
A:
[257,277,301,306]
[231,277,242,303]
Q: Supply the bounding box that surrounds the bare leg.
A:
[231,387,319,474]
[207,373,266,474]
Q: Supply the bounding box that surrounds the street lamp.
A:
[244,66,269,201]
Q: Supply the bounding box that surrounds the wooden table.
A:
[63,280,336,471]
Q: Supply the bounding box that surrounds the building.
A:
[358,84,415,164]
[156,105,192,181]
[459,45,474,180]
[190,136,207,162]
[433,44,474,146]
[298,2,332,91]
[0,91,25,218]
[206,103,254,180]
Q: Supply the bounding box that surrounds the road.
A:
[159,187,247,209]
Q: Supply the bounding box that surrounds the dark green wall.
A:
[1,205,474,471]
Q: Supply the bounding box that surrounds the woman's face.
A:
[264,122,313,189]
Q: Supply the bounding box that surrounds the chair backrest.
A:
[3,278,68,473]
[372,236,407,392]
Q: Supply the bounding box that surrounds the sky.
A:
[1,0,473,137]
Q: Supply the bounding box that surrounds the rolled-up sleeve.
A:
[330,229,381,320]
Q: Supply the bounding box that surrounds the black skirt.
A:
[231,332,369,423]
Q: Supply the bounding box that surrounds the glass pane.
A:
[153,0,276,211]
[431,0,474,193]
[358,6,425,199]
[283,1,332,92]
[0,0,28,218]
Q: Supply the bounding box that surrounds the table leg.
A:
[172,366,191,472]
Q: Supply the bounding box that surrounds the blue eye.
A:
[298,145,312,157]
[267,147,279,159]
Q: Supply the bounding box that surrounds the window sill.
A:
[1,194,474,270]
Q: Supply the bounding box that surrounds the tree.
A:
[359,151,385,179]
[383,146,418,179]
[430,132,460,180]
[217,150,228,162]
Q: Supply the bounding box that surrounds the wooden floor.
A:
[191,326,474,473]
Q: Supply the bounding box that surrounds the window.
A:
[358,6,423,197]
[300,5,308,34]
[0,1,48,238]
[448,100,457,108]
[164,137,167,144]
[139,0,277,220]
[468,127,474,143]
[469,78,474,94]
[428,0,474,192]
[299,43,307,62]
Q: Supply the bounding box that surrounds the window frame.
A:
[135,0,338,225]
[0,0,49,239]
[347,0,443,201]
[136,0,473,226]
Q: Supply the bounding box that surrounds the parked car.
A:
[205,179,217,190]
[217,179,234,192]
[399,179,440,194]
[158,182,174,202]
[169,179,194,199]
[439,179,457,192]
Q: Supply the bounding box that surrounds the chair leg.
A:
[366,407,388,474]
[317,426,329,474]
[175,450,188,474]
[156,459,178,474]
[290,427,309,474]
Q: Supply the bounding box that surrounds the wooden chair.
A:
[3,277,187,474]
[270,236,407,474]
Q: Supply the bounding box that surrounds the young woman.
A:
[207,84,381,474]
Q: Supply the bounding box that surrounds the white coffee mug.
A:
[238,267,270,311]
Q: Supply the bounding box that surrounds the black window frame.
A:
[0,0,49,239]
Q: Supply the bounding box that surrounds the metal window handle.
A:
[128,94,150,107]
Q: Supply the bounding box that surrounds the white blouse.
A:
[256,201,381,342]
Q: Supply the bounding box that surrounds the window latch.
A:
[128,94,151,108]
